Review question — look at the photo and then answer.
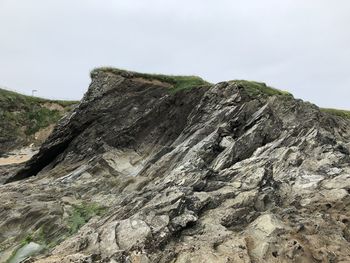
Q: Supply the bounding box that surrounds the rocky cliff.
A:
[1,68,350,263]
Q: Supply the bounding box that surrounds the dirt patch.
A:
[133,77,173,88]
[34,124,55,144]
[0,147,37,165]
[42,102,65,112]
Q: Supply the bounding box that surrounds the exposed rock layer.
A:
[1,69,350,263]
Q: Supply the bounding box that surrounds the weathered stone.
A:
[1,68,350,262]
[246,214,285,260]
[116,219,152,250]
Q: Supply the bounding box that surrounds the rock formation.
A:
[1,68,350,263]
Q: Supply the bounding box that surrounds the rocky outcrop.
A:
[1,68,350,263]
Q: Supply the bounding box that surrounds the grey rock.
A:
[8,242,44,263]
[1,68,350,262]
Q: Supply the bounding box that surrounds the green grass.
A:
[0,88,78,151]
[15,228,54,250]
[233,81,350,120]
[233,80,293,98]
[6,203,107,263]
[3,202,107,262]
[4,231,50,263]
[4,234,34,263]
[20,234,33,246]
[91,67,210,93]
[24,108,62,135]
[0,88,78,108]
[67,202,107,234]
[321,108,350,119]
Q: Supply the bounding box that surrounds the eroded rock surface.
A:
[1,69,350,263]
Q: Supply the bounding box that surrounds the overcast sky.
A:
[0,0,349,109]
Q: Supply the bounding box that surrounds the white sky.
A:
[0,0,349,109]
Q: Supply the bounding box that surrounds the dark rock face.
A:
[8,71,206,183]
[1,69,350,263]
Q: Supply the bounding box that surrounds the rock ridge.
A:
[1,68,350,263]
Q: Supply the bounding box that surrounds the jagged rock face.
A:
[1,69,350,263]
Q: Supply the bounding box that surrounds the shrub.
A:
[233,80,293,98]
[67,202,107,234]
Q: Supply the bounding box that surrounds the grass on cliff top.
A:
[235,81,350,120]
[233,80,293,98]
[321,108,350,119]
[92,68,350,120]
[91,67,210,92]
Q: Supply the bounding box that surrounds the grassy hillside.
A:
[0,88,78,153]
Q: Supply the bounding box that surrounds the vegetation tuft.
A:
[321,108,350,119]
[91,67,210,93]
[67,202,107,234]
[5,233,40,263]
[4,202,107,263]
[233,80,293,98]
[24,108,62,135]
